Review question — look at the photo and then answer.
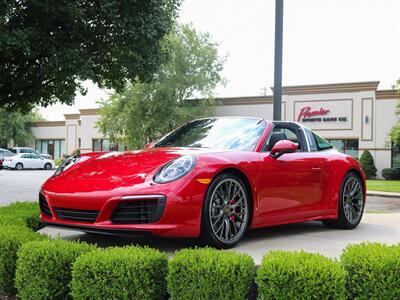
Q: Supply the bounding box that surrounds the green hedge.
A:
[256,251,346,300]
[15,239,96,300]
[0,225,46,296]
[0,202,43,231]
[168,248,254,300]
[71,246,168,300]
[341,243,400,300]
[381,168,400,180]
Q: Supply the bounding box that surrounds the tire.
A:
[15,163,23,170]
[323,172,365,229]
[201,173,250,248]
[44,163,52,170]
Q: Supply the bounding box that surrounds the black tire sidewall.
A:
[44,163,51,170]
[201,173,250,248]
[338,172,365,229]
[16,163,23,170]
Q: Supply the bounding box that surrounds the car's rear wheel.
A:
[15,163,23,170]
[323,172,364,229]
[201,173,250,248]
[44,163,52,170]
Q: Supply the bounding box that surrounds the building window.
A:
[93,139,127,152]
[392,143,400,169]
[326,139,359,158]
[35,139,66,159]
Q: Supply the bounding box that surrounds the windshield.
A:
[153,118,266,151]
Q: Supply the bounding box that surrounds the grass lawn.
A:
[366,180,400,193]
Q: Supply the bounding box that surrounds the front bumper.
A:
[40,179,208,238]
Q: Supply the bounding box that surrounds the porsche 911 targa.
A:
[39,117,366,248]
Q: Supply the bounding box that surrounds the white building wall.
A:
[79,114,104,153]
[29,82,399,176]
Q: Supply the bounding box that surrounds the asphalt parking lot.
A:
[1,168,399,263]
[0,169,53,204]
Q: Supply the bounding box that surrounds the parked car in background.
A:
[3,153,54,170]
[0,148,14,168]
[11,147,52,160]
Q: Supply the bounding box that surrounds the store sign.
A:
[294,99,352,130]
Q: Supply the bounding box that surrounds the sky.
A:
[40,0,400,120]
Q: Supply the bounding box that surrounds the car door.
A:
[20,154,33,168]
[255,124,324,226]
[30,154,44,168]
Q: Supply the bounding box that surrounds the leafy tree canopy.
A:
[389,79,400,148]
[0,0,181,111]
[98,24,226,149]
[0,109,42,148]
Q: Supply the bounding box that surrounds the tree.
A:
[98,24,226,149]
[0,0,181,111]
[359,150,377,179]
[389,79,400,148]
[0,109,42,148]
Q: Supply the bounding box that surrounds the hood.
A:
[43,147,228,193]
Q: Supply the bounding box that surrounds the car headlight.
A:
[53,155,80,177]
[154,155,196,183]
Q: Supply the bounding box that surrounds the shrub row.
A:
[0,203,399,299]
[0,201,43,231]
[3,241,398,299]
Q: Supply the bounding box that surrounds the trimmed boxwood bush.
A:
[15,239,96,300]
[168,248,254,300]
[359,150,377,179]
[0,225,46,296]
[71,246,168,300]
[382,168,400,180]
[256,251,346,300]
[0,202,43,231]
[341,243,400,300]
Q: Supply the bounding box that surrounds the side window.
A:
[273,128,299,144]
[304,128,318,152]
[20,149,29,153]
[314,133,333,151]
[21,154,30,159]
[264,126,301,152]
[31,154,40,159]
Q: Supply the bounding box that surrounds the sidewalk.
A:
[367,190,400,199]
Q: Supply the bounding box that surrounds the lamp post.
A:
[273,0,284,121]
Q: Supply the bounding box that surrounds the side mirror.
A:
[270,140,298,159]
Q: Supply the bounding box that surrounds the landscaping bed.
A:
[0,202,399,299]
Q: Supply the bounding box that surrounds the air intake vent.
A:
[39,193,52,217]
[111,197,166,224]
[54,207,99,223]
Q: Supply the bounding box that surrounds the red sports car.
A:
[40,117,366,248]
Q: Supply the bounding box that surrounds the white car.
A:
[11,147,53,160]
[2,153,54,170]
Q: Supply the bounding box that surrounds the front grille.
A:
[111,197,166,224]
[54,207,99,223]
[39,193,52,217]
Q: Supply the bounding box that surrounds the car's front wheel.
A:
[44,163,52,170]
[201,173,250,248]
[323,172,365,229]
[15,163,23,170]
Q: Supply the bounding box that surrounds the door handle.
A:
[311,167,321,171]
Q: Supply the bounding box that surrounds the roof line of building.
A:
[32,81,398,126]
[272,81,380,95]
[376,89,400,100]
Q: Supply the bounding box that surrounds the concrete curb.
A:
[367,191,400,199]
